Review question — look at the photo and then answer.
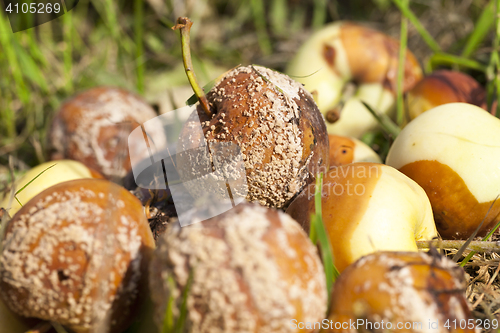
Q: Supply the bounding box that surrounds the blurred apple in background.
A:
[406,70,488,122]
[286,21,422,138]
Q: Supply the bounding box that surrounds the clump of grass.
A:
[394,0,500,119]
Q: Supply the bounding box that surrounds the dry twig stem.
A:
[417,240,500,253]
[472,262,500,308]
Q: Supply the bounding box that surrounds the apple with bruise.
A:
[329,134,381,166]
[386,102,500,239]
[286,21,423,138]
[286,163,437,272]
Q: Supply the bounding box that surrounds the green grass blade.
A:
[26,25,48,68]
[459,194,500,267]
[427,53,487,72]
[0,88,16,139]
[290,4,307,34]
[101,0,120,40]
[0,157,16,256]
[396,0,408,125]
[270,0,287,36]
[161,277,176,333]
[91,0,133,53]
[63,7,74,94]
[309,216,318,245]
[13,163,57,207]
[312,0,327,30]
[250,0,272,55]
[161,270,193,333]
[493,0,500,118]
[392,0,441,53]
[13,42,48,93]
[310,173,339,303]
[462,0,495,58]
[361,101,401,138]
[0,13,29,106]
[134,0,145,94]
[174,270,193,333]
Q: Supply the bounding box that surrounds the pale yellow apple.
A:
[286,21,422,138]
[0,160,102,216]
[352,137,382,164]
[286,163,437,272]
[325,86,395,138]
[386,102,500,239]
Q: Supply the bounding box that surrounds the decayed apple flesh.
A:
[387,102,500,239]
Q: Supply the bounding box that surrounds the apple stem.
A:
[417,240,500,253]
[172,17,212,118]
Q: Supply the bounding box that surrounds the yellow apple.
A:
[386,102,500,239]
[286,21,422,138]
[0,160,103,216]
[286,163,437,272]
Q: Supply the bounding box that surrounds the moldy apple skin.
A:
[386,103,500,240]
[286,163,437,272]
[0,179,155,333]
[326,251,475,333]
[49,87,166,180]
[407,70,488,121]
[177,65,329,209]
[149,203,327,333]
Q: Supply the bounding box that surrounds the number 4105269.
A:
[5,2,61,14]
